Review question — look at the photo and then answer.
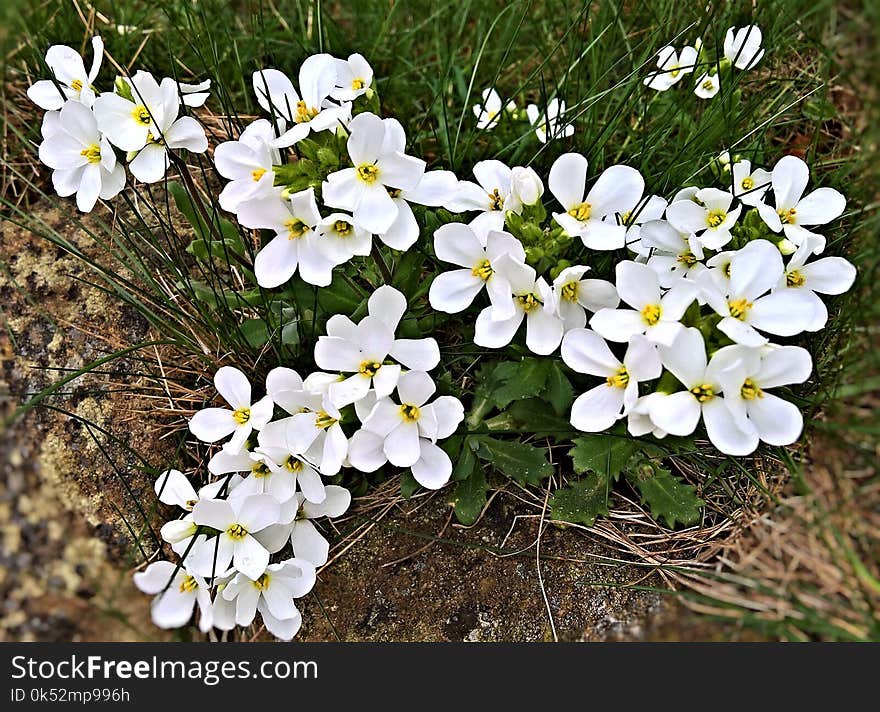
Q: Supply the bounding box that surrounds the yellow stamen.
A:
[561,281,579,303]
[488,188,504,211]
[252,167,267,182]
[334,219,353,237]
[722,261,732,279]
[606,366,629,389]
[620,210,632,226]
[352,78,366,90]
[778,207,797,225]
[677,253,698,268]
[740,378,764,400]
[252,573,271,590]
[359,360,382,378]
[669,65,681,78]
[567,203,592,221]
[80,144,102,164]
[786,270,806,288]
[226,523,248,540]
[179,575,198,593]
[252,462,271,478]
[516,293,540,313]
[71,79,84,92]
[728,298,752,320]
[284,457,304,473]
[132,105,152,126]
[399,403,421,422]
[741,177,755,190]
[285,218,310,239]
[472,259,493,281]
[701,79,715,90]
[690,384,715,402]
[706,209,727,228]
[294,100,319,123]
[185,499,197,510]
[641,303,662,326]
[357,164,380,183]
[315,410,337,430]
[232,407,251,425]
[386,187,402,198]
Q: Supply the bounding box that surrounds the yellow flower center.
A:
[295,100,319,123]
[620,210,633,226]
[567,203,592,221]
[352,78,366,90]
[226,523,248,540]
[386,187,402,198]
[232,407,251,425]
[132,105,152,126]
[284,456,304,473]
[472,259,493,281]
[179,575,198,593]
[252,573,271,590]
[740,378,764,401]
[786,270,806,288]
[252,462,271,478]
[778,207,797,225]
[669,65,681,78]
[606,366,629,389]
[676,253,698,268]
[722,261,732,279]
[357,164,380,183]
[488,188,504,211]
[359,360,382,378]
[285,218,310,239]
[80,144,102,164]
[706,209,727,228]
[71,79,84,92]
[334,220,353,236]
[561,281,579,303]
[399,403,421,422]
[185,499,197,510]
[702,79,714,90]
[252,167,267,182]
[516,292,541,313]
[728,298,753,320]
[315,410,337,430]
[741,177,755,190]
[690,384,715,402]
[641,303,662,326]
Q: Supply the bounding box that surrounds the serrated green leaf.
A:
[544,363,574,415]
[549,472,610,526]
[627,464,704,528]
[491,358,551,408]
[477,437,553,486]
[570,434,641,480]
[505,398,572,432]
[449,467,487,525]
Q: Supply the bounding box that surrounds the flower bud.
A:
[511,166,544,206]
[777,238,797,255]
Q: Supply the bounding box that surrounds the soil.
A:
[1,204,753,642]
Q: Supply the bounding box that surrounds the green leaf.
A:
[549,472,611,526]
[490,358,551,408]
[169,182,240,244]
[570,434,641,481]
[452,439,477,481]
[627,464,704,528]
[477,437,553,486]
[502,398,571,433]
[400,471,421,499]
[239,318,268,348]
[449,468,487,526]
[544,363,574,415]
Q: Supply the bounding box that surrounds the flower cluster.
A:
[140,285,464,638]
[28,37,210,211]
[473,88,573,143]
[644,24,765,99]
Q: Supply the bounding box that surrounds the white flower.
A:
[590,260,696,346]
[551,265,620,331]
[189,494,281,580]
[27,36,104,110]
[698,239,818,346]
[428,224,525,316]
[549,152,645,250]
[133,561,213,633]
[236,188,337,288]
[694,72,720,99]
[562,330,661,432]
[730,159,772,206]
[526,98,574,143]
[710,343,813,452]
[626,392,670,438]
[158,476,243,557]
[220,558,316,640]
[756,155,846,254]
[620,194,669,253]
[724,25,765,70]
[154,469,200,511]
[776,242,857,330]
[314,286,439,407]
[322,112,426,234]
[189,366,274,453]
[666,188,741,250]
[176,79,212,107]
[445,159,520,235]
[93,71,208,181]
[510,166,544,206]
[253,57,349,147]
[649,327,757,455]
[331,53,374,101]
[348,371,464,488]
[472,88,514,130]
[37,100,125,212]
[639,220,706,287]
[474,256,564,355]
[643,45,698,90]
[215,119,281,212]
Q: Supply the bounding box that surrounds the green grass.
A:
[2,0,878,640]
